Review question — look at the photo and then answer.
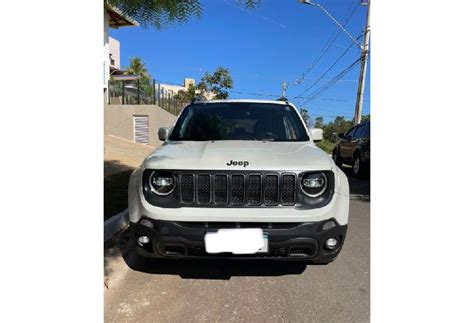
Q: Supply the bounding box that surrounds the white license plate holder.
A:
[204,229,268,254]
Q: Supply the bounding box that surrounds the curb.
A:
[104,208,129,242]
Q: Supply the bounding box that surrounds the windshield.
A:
[168,102,310,141]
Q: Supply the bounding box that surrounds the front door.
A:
[339,126,358,159]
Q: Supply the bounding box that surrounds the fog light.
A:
[137,236,150,246]
[325,238,338,250]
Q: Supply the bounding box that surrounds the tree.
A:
[107,0,261,29]
[197,67,233,100]
[125,57,150,80]
[361,114,370,122]
[310,115,369,152]
[124,57,153,99]
[314,116,324,129]
[321,116,353,142]
[174,83,196,107]
[299,109,311,128]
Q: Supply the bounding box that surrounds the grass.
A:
[316,139,336,154]
[104,170,133,221]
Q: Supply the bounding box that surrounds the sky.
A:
[110,0,370,123]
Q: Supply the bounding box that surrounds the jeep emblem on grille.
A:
[226,160,249,167]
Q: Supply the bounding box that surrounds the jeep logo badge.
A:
[226,160,249,167]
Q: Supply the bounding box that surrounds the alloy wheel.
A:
[353,157,360,175]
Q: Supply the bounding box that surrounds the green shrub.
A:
[316,139,336,154]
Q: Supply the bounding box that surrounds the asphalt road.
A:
[104,168,370,322]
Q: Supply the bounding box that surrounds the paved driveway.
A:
[104,135,155,177]
[104,168,370,322]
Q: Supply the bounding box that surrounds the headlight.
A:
[149,171,175,196]
[301,172,327,197]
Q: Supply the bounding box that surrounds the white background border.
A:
[0,0,473,322]
[372,0,474,321]
[0,0,103,321]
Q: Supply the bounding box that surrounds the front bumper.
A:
[131,217,347,262]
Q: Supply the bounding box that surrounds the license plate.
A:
[204,228,268,254]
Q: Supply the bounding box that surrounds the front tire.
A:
[352,153,367,178]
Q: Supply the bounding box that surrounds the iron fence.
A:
[108,79,185,116]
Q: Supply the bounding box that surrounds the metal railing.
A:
[107,79,185,116]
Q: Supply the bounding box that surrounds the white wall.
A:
[109,36,120,70]
[156,83,187,97]
[105,104,178,147]
[103,11,110,90]
[155,79,217,100]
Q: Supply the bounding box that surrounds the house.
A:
[104,4,138,98]
[103,5,178,147]
[156,78,196,98]
[156,78,215,100]
[109,36,121,75]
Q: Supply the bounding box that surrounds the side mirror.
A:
[158,127,170,141]
[338,133,345,139]
[310,128,323,142]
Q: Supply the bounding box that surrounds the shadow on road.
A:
[104,159,135,177]
[116,228,307,280]
[104,162,135,221]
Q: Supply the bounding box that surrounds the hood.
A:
[143,141,334,171]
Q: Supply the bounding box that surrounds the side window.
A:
[346,126,357,138]
[353,124,366,138]
[359,123,370,138]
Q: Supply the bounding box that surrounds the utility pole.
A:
[281,80,288,98]
[353,0,371,125]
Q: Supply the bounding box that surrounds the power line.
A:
[295,1,357,83]
[293,33,362,102]
[310,114,353,119]
[139,79,366,118]
[306,106,357,113]
[299,58,361,106]
[228,90,279,97]
[293,0,359,86]
[295,96,370,102]
[299,57,362,106]
[229,90,370,102]
[153,80,371,105]
[228,89,370,102]
[155,79,183,87]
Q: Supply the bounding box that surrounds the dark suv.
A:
[332,121,370,177]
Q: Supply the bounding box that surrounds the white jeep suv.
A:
[128,99,349,264]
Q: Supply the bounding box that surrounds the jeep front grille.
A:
[177,172,297,207]
[197,174,211,204]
